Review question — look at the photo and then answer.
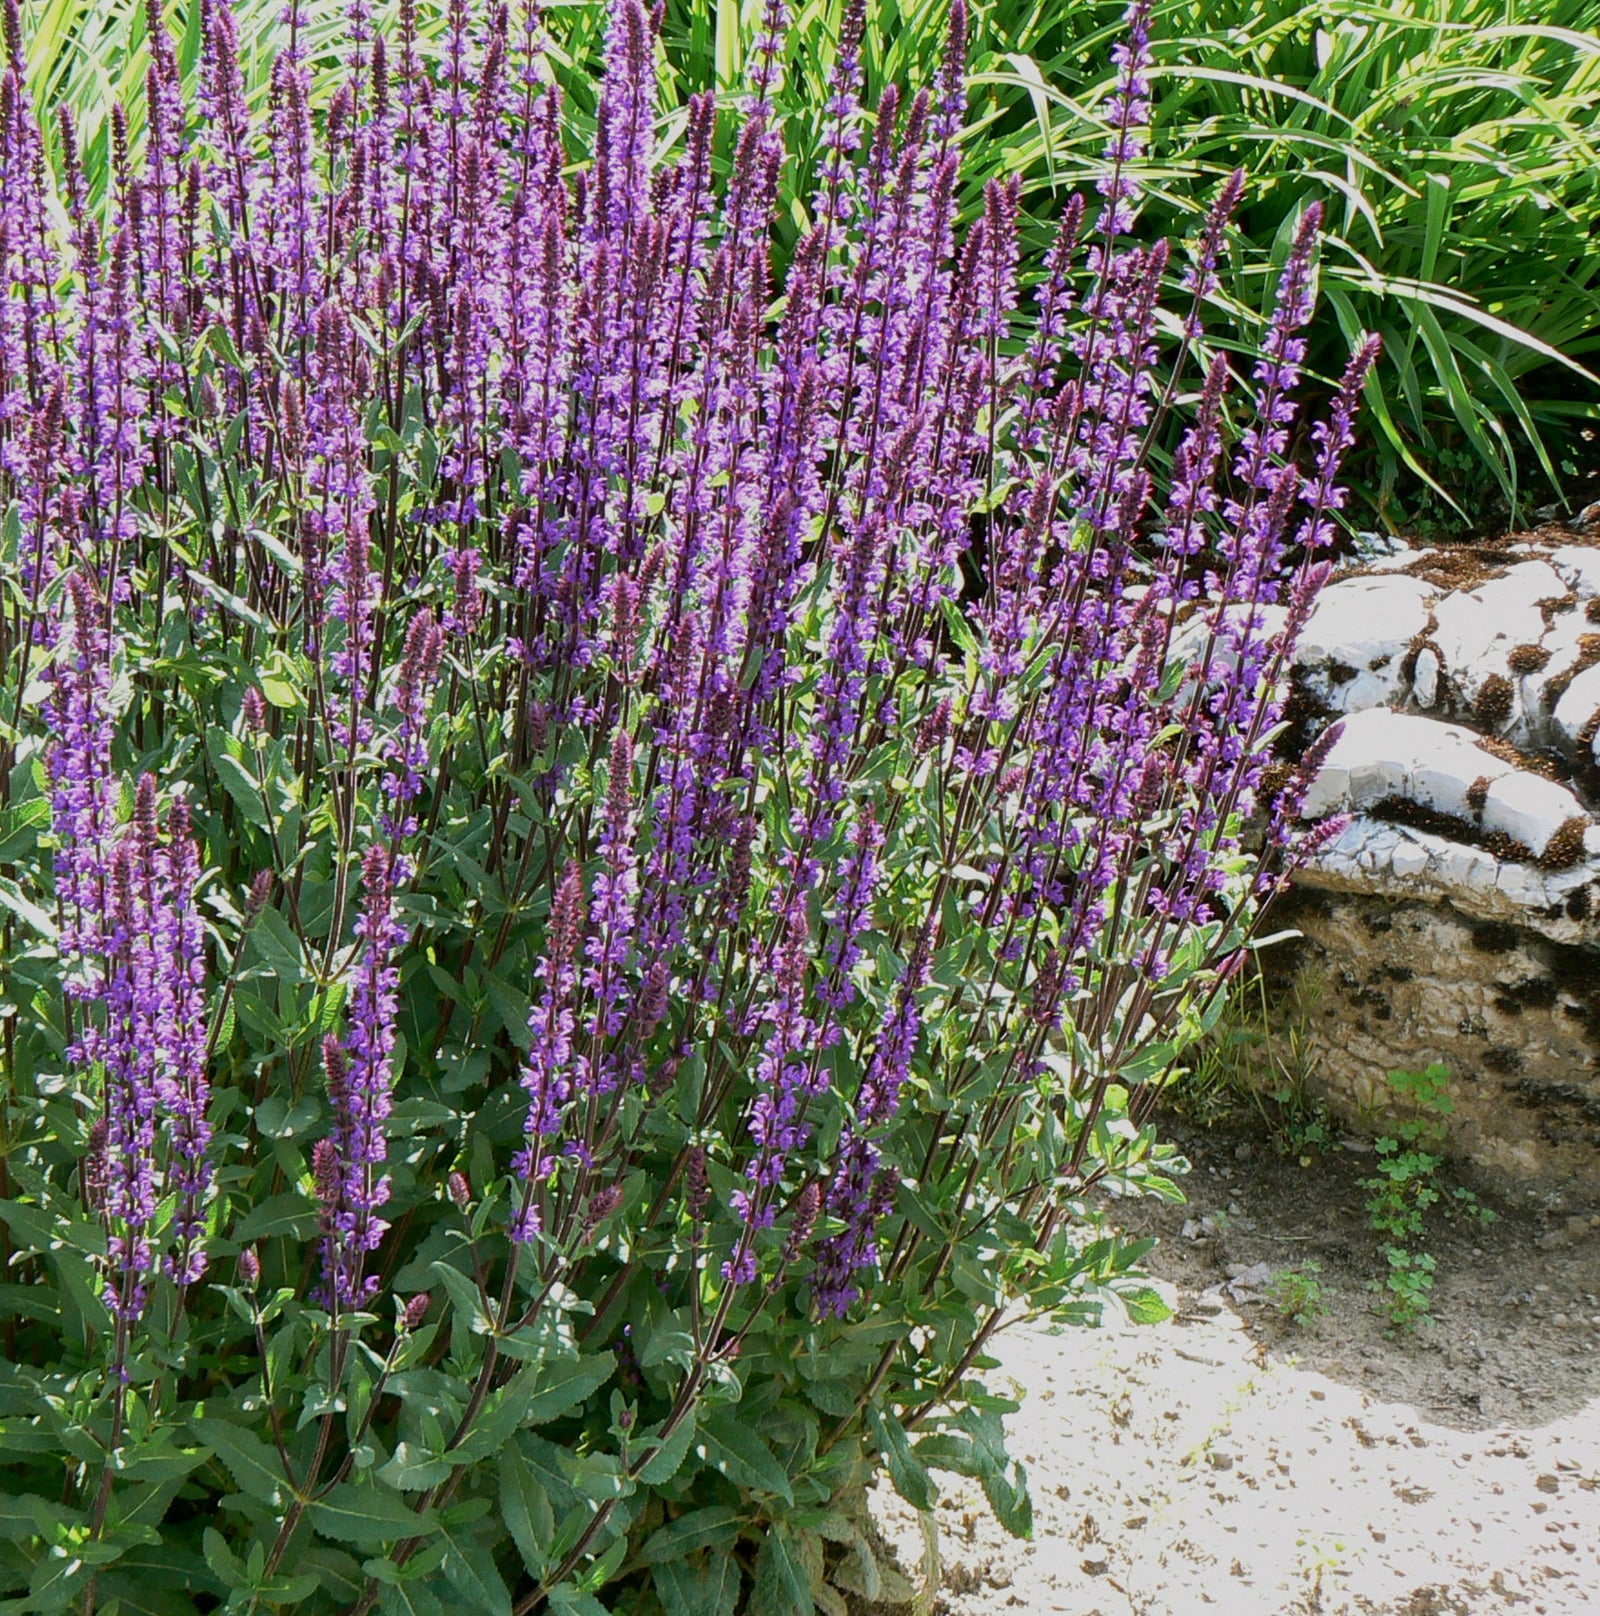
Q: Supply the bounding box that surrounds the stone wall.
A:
[1261,888,1600,1193]
[1260,530,1600,1195]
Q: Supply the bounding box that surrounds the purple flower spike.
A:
[321,843,407,1308]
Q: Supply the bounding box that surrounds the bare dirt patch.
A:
[865,1113,1600,1614]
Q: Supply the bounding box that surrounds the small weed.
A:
[1268,1261,1327,1328]
[1186,965,1335,1162]
[1362,1064,1495,1332]
[1294,1532,1349,1613]
[1380,1248,1437,1333]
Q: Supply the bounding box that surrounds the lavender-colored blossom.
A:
[322,843,407,1307]
[511,860,588,1243]
[4,0,1378,1372]
[45,574,118,977]
[381,609,443,847]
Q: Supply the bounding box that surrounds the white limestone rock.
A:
[1266,537,1600,1191]
[1293,816,1596,943]
[1292,573,1434,712]
[1541,544,1600,599]
[1480,769,1583,857]
[1293,705,1598,938]
[1425,560,1564,725]
[1553,663,1600,763]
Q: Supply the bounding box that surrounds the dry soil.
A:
[867,1112,1600,1615]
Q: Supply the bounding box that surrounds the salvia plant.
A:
[0,0,1370,1612]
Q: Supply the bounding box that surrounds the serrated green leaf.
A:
[233,1191,318,1243]
[191,1419,292,1508]
[1113,1282,1173,1326]
[249,907,305,982]
[211,752,269,827]
[498,1446,553,1578]
[377,1442,452,1493]
[378,1576,447,1616]
[0,1491,63,1544]
[638,1506,744,1564]
[438,1517,512,1616]
[866,1407,935,1513]
[652,1555,739,1616]
[693,1410,792,1503]
[308,1484,437,1544]
[299,1545,367,1602]
[428,1261,493,1335]
[635,1412,696,1485]
[751,1523,814,1616]
[523,1355,614,1427]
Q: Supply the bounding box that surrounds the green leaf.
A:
[300,1545,367,1602]
[96,1561,209,1616]
[866,1407,936,1513]
[484,973,534,1050]
[693,1410,792,1503]
[377,1443,453,1493]
[212,752,269,828]
[233,1191,318,1243]
[523,1354,614,1427]
[545,1590,609,1616]
[249,907,306,983]
[308,1484,438,1545]
[982,1458,1033,1540]
[438,1517,512,1616]
[801,1379,856,1419]
[28,1548,91,1612]
[638,1506,744,1564]
[652,1556,739,1616]
[428,1261,493,1335]
[498,1446,553,1578]
[915,1404,1032,1539]
[202,1527,243,1588]
[635,1412,696,1485]
[751,1524,814,1616]
[1112,1281,1173,1326]
[0,1491,61,1544]
[0,876,54,939]
[0,797,48,862]
[191,1418,292,1508]
[448,1355,567,1464]
[378,1577,447,1616]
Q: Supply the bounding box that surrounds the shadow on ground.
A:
[1123,1108,1600,1432]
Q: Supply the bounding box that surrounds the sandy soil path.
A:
[869,1120,1600,1615]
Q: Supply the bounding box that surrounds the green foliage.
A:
[1362,1064,1494,1332]
[1184,963,1335,1163]
[20,0,1600,523]
[983,0,1600,524]
[1266,1260,1326,1328]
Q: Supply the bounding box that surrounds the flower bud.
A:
[312,1137,341,1214]
[402,1292,431,1330]
[447,1170,471,1209]
[246,869,274,921]
[685,1146,709,1219]
[583,1184,624,1241]
[80,1118,110,1214]
[241,686,269,735]
[782,1181,821,1262]
[238,1247,261,1288]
